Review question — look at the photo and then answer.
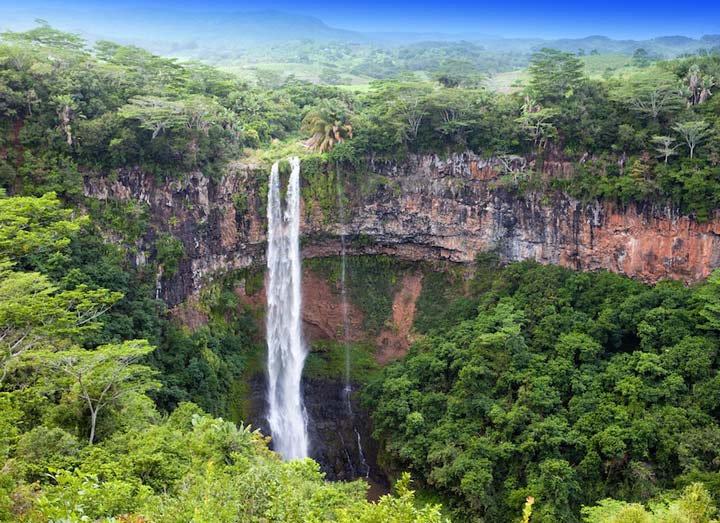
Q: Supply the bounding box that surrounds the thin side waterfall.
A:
[336,163,351,397]
[336,163,370,478]
[266,156,309,460]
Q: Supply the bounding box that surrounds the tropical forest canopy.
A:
[0,19,719,523]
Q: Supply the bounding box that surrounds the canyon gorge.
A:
[81,151,720,481]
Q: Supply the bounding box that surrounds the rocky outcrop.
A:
[84,152,720,309]
[376,272,423,364]
[300,268,366,343]
[228,266,367,344]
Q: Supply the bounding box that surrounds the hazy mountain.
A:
[2,7,718,58]
[1,8,368,45]
[525,34,720,55]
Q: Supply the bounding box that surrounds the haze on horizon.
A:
[1,0,719,40]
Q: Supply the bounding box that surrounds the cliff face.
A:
[247,374,382,484]
[84,152,720,309]
[83,152,720,483]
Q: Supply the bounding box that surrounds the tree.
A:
[358,80,433,151]
[0,192,84,264]
[697,270,720,332]
[425,88,478,146]
[633,48,653,67]
[47,340,159,444]
[397,84,431,143]
[301,99,353,153]
[516,96,560,152]
[673,120,711,159]
[0,193,120,379]
[436,73,461,88]
[582,483,718,523]
[0,265,119,381]
[51,94,79,146]
[118,95,238,139]
[651,135,679,163]
[612,71,683,120]
[336,473,448,523]
[254,68,284,89]
[682,64,716,106]
[319,67,342,85]
[528,48,584,104]
[529,459,581,522]
[1,21,86,51]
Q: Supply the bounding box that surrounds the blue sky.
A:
[2,0,719,39]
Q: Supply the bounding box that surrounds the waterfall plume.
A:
[266,156,309,460]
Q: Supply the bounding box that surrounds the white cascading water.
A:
[266,156,309,460]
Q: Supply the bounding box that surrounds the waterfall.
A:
[266,156,309,460]
[336,163,370,478]
[336,162,351,396]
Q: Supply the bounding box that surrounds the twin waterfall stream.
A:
[265,157,369,478]
[266,157,308,460]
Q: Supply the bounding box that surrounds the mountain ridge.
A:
[2,7,719,56]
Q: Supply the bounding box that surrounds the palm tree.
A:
[301,99,353,153]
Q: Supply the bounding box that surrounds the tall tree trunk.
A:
[89,407,97,444]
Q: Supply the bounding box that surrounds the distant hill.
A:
[2,7,718,59]
[1,8,368,46]
[522,34,720,56]
[154,10,368,45]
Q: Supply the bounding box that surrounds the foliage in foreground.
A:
[4,404,446,522]
[0,191,447,522]
[583,482,719,522]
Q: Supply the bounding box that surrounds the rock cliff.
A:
[84,152,720,309]
[84,151,720,482]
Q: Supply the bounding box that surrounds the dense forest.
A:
[366,260,720,521]
[1,19,720,522]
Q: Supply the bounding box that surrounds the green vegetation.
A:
[0,191,447,522]
[2,24,720,219]
[413,265,477,335]
[307,256,414,334]
[151,269,265,420]
[2,21,720,523]
[582,483,719,522]
[305,340,379,382]
[302,99,354,152]
[215,40,527,87]
[367,260,720,521]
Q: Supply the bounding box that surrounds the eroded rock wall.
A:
[83,152,720,483]
[84,152,720,309]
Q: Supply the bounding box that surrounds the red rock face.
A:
[300,268,365,343]
[324,153,720,285]
[184,266,368,343]
[559,205,720,282]
[84,152,720,309]
[376,272,423,364]
[237,267,421,360]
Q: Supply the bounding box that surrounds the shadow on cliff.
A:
[247,373,389,491]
